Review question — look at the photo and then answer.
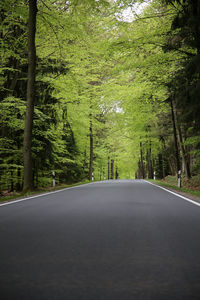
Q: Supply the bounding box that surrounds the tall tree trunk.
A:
[16,167,21,191]
[146,147,153,179]
[23,0,37,191]
[115,167,119,179]
[172,98,191,179]
[108,156,110,180]
[10,170,14,192]
[89,119,93,181]
[140,142,145,179]
[16,139,22,191]
[111,159,114,179]
[161,141,166,179]
[149,141,153,179]
[170,98,181,176]
[193,0,200,55]
[138,160,141,179]
[146,149,149,178]
[7,58,19,95]
[156,153,163,179]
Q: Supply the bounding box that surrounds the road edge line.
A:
[144,180,200,207]
[0,182,95,207]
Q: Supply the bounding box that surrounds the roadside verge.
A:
[0,181,91,206]
[145,180,200,207]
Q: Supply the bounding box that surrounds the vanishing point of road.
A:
[0,180,200,300]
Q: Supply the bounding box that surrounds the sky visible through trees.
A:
[0,0,200,192]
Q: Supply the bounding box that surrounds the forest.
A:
[0,0,200,193]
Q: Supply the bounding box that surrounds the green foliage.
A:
[0,0,199,192]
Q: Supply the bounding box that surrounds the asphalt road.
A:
[0,180,200,300]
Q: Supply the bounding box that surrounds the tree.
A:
[163,0,200,176]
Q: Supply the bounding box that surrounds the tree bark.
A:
[192,0,200,55]
[140,142,145,179]
[161,141,166,179]
[23,0,37,191]
[170,98,181,176]
[149,141,153,179]
[89,119,93,181]
[172,98,191,179]
[10,170,14,192]
[115,167,119,179]
[108,156,110,180]
[146,146,153,179]
[111,159,114,179]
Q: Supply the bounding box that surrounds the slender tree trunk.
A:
[193,0,200,55]
[108,156,110,180]
[161,141,166,179]
[115,167,119,179]
[168,158,176,176]
[146,149,149,178]
[170,98,181,176]
[16,167,21,191]
[146,148,153,179]
[10,170,14,192]
[138,160,141,179]
[89,119,93,181]
[156,153,163,179]
[16,139,21,191]
[7,58,19,95]
[172,99,191,179]
[149,141,153,179]
[140,142,145,179]
[23,0,37,191]
[111,159,114,179]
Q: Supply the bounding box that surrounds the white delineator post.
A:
[178,170,181,188]
[52,171,56,187]
[153,171,156,180]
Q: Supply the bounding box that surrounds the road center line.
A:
[145,180,200,207]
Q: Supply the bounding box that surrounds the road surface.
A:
[0,180,200,299]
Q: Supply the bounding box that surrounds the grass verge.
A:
[0,180,90,204]
[147,179,200,199]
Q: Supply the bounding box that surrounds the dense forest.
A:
[0,0,200,192]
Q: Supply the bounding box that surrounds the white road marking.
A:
[0,182,94,207]
[145,180,200,207]
[1,180,199,208]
